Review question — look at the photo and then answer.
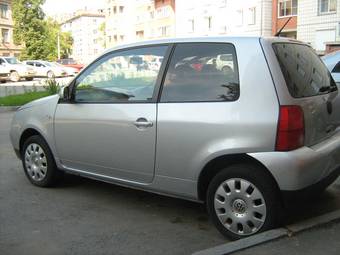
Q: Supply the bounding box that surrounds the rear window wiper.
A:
[319,86,337,93]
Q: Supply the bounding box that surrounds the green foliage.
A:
[43,78,60,95]
[99,22,106,48]
[44,18,73,61]
[0,91,50,106]
[12,0,73,61]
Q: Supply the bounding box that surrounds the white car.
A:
[322,51,340,84]
[0,57,36,82]
[23,60,67,78]
[52,62,78,76]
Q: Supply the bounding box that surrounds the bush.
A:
[44,78,60,95]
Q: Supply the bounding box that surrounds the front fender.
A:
[10,95,60,160]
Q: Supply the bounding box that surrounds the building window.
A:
[2,29,9,43]
[278,0,298,17]
[159,26,169,37]
[206,16,212,31]
[188,19,194,33]
[236,10,243,26]
[248,7,256,25]
[0,4,8,19]
[119,6,124,13]
[136,30,144,39]
[319,0,337,14]
[113,6,117,14]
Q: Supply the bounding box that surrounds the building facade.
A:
[272,0,298,38]
[61,9,105,64]
[105,0,175,48]
[0,0,22,57]
[297,0,340,53]
[176,0,272,37]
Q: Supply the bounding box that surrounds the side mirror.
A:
[59,86,70,101]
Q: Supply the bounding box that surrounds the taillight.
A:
[276,105,305,151]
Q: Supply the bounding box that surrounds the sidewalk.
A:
[235,220,340,255]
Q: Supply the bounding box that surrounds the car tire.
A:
[47,71,55,79]
[22,135,63,187]
[206,164,282,240]
[10,71,20,82]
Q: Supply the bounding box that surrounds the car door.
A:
[54,45,170,183]
[35,62,46,76]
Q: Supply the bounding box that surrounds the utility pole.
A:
[57,32,61,60]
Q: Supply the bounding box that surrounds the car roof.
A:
[102,36,302,54]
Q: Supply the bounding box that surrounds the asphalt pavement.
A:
[1,111,340,255]
[0,111,226,255]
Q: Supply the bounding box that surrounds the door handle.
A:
[134,118,153,128]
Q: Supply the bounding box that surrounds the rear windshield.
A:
[272,43,337,98]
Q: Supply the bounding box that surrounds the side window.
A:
[36,62,44,67]
[0,58,5,65]
[332,62,340,73]
[74,46,168,103]
[26,62,34,66]
[161,43,239,102]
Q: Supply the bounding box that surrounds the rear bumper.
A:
[249,129,340,191]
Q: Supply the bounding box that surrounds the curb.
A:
[286,209,340,234]
[192,228,288,255]
[0,106,19,112]
[192,209,340,255]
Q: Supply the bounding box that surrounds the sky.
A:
[43,0,105,17]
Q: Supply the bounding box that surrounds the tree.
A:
[99,22,106,49]
[44,18,73,61]
[12,0,47,60]
[12,0,73,61]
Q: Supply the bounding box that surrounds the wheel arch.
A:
[19,128,44,153]
[197,153,281,202]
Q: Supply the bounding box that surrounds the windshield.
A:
[4,57,20,64]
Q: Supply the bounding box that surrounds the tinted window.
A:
[273,43,337,98]
[332,61,340,73]
[74,46,168,103]
[161,43,239,102]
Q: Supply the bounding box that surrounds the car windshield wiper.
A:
[319,86,337,93]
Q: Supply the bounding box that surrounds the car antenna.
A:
[275,17,292,37]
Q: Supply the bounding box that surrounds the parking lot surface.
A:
[1,111,340,255]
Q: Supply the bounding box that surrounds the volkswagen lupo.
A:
[10,37,340,239]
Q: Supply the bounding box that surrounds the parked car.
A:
[57,58,84,72]
[0,57,36,82]
[23,60,67,78]
[322,51,340,84]
[52,62,79,76]
[10,37,340,239]
[0,64,10,83]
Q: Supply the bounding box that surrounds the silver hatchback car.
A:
[10,37,340,239]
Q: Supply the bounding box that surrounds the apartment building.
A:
[297,0,340,53]
[272,0,297,38]
[105,0,175,47]
[61,9,105,64]
[176,0,272,37]
[0,0,22,57]
[105,0,136,48]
